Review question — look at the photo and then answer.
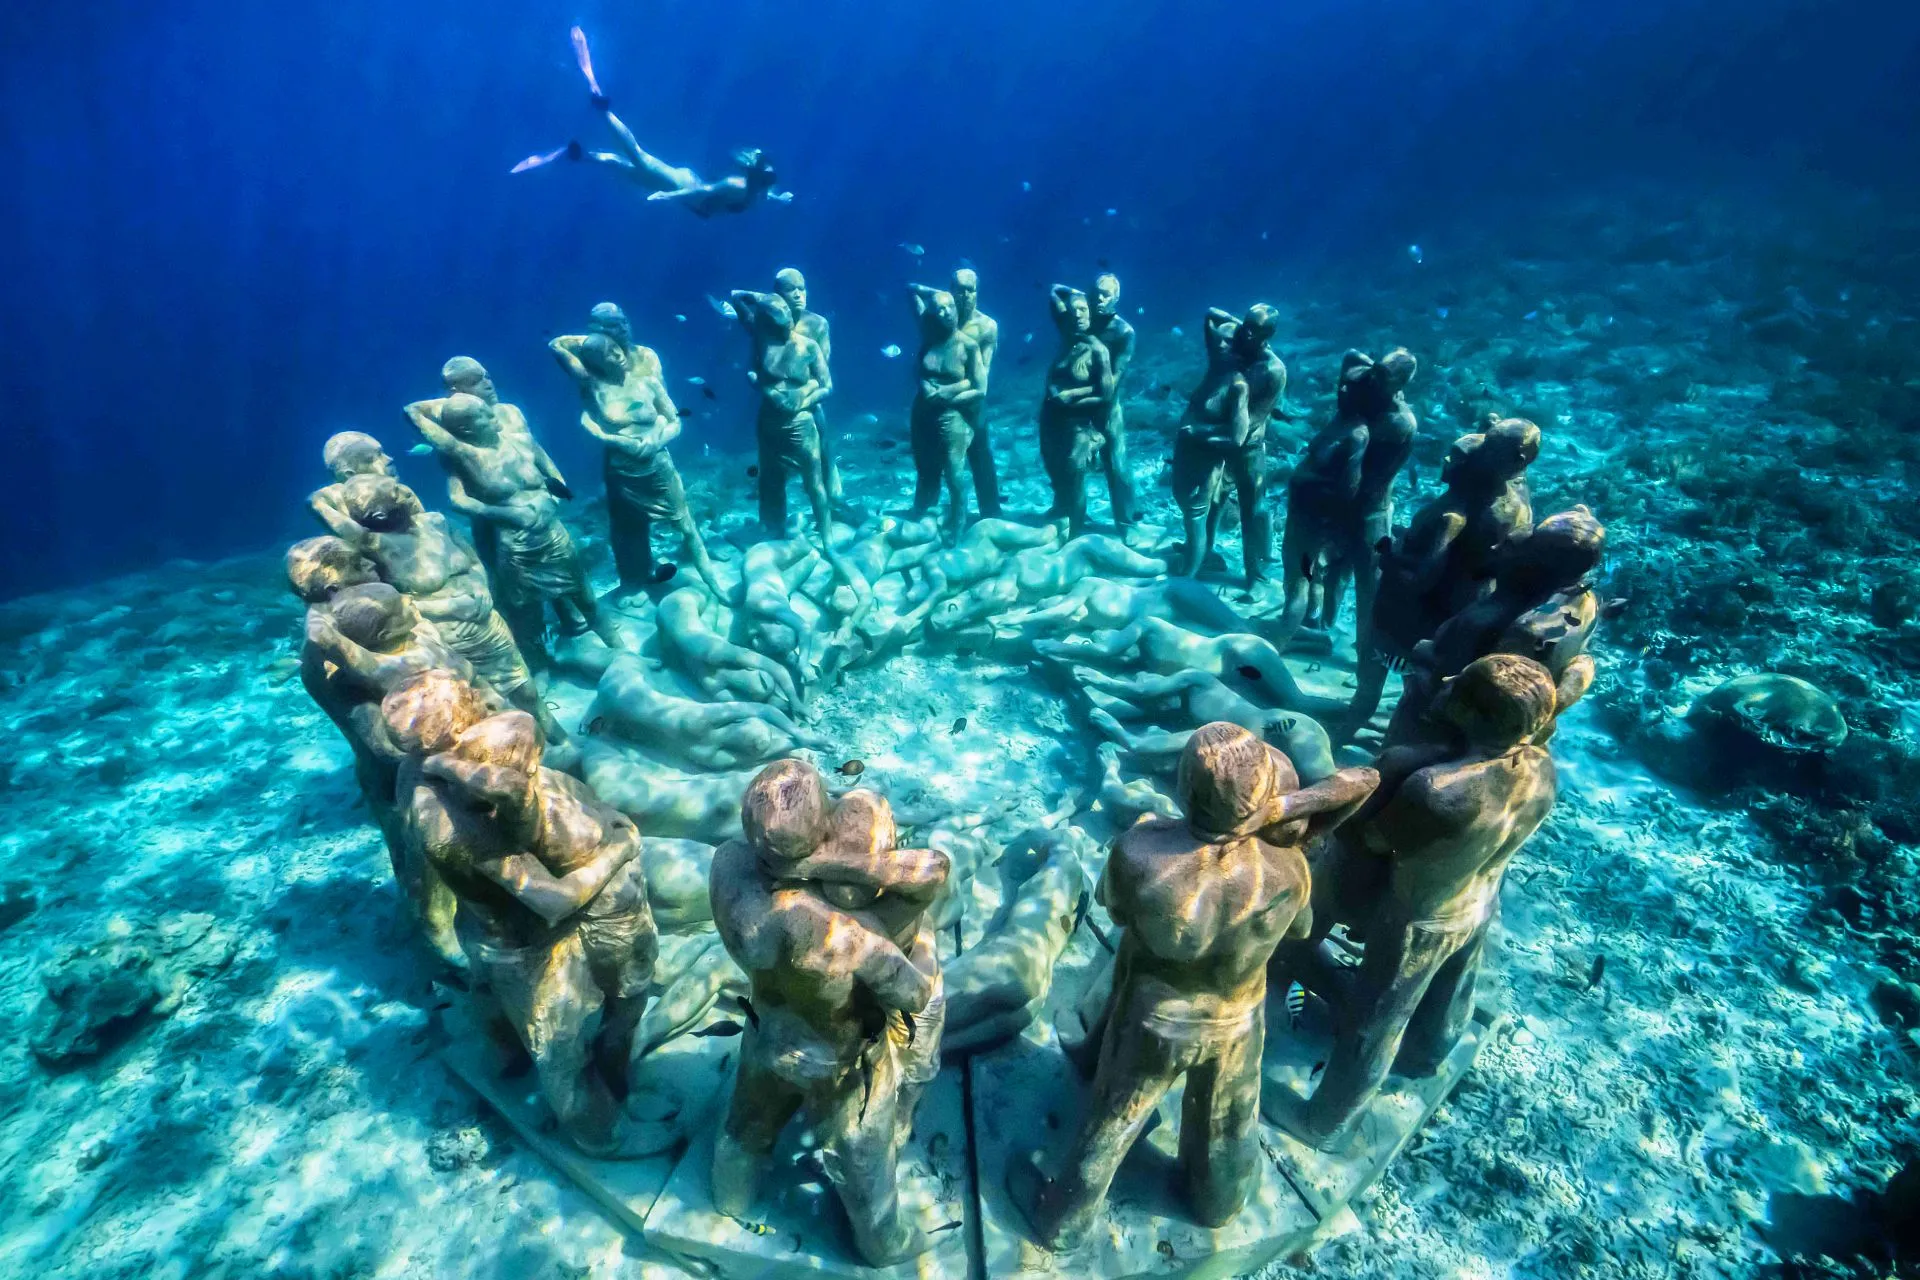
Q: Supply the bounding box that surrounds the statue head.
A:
[438,392,498,443]
[774,268,807,316]
[742,759,831,862]
[1376,347,1418,395]
[1475,418,1542,483]
[750,617,800,657]
[1438,653,1557,751]
[1502,505,1605,590]
[923,290,959,335]
[382,668,490,756]
[951,269,979,320]
[1176,721,1296,843]
[578,332,630,383]
[286,536,378,603]
[329,582,416,652]
[1092,273,1121,322]
[321,431,393,482]
[342,475,419,532]
[440,356,497,405]
[450,709,545,784]
[587,302,632,346]
[1232,303,1278,358]
[1064,289,1092,336]
[745,291,795,340]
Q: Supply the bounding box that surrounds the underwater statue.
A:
[384,669,660,1157]
[952,268,1003,517]
[1067,664,1339,785]
[1088,272,1138,527]
[709,761,951,1266]
[774,267,846,508]
[730,289,838,548]
[513,26,790,217]
[309,431,397,529]
[654,585,804,713]
[591,655,826,772]
[926,534,1167,636]
[1171,305,1287,588]
[1035,616,1337,721]
[1269,348,1419,655]
[1266,654,1557,1152]
[993,575,1251,642]
[557,301,665,380]
[1339,417,1540,742]
[1039,285,1116,536]
[311,474,570,747]
[406,388,628,660]
[550,329,723,599]
[1386,505,1605,747]
[906,284,987,544]
[1008,723,1376,1246]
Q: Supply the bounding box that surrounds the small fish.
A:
[1135,306,1145,316]
[1020,180,1031,192]
[950,716,968,733]
[1285,981,1306,1028]
[584,716,608,735]
[408,443,434,455]
[693,1020,745,1038]
[1587,954,1607,991]
[736,995,760,1029]
[860,412,881,424]
[1105,207,1118,217]
[746,465,760,478]
[742,1221,775,1238]
[687,375,706,386]
[674,313,687,322]
[899,242,926,257]
[1236,664,1262,681]
[701,385,717,400]
[652,562,678,583]
[1436,306,1450,319]
[1261,230,1270,240]
[1524,309,1540,321]
[1408,243,1424,264]
[1023,332,1035,344]
[1170,325,1185,338]
[881,344,903,358]
[837,759,866,777]
[706,293,737,320]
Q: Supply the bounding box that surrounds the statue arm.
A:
[446,476,536,529]
[1227,377,1254,448]
[1271,766,1381,842]
[952,341,986,406]
[530,437,571,498]
[309,495,371,545]
[404,400,466,457]
[907,283,940,318]
[305,611,432,687]
[548,337,592,382]
[474,823,641,927]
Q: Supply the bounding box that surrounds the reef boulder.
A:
[27,912,238,1069]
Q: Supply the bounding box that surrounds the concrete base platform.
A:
[642,1070,974,1280]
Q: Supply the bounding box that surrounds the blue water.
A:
[2,0,1916,599]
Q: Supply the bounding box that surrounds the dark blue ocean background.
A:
[2,0,1916,600]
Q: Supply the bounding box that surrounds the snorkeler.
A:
[511,27,792,218]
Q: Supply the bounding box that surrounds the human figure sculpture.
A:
[553,301,664,380]
[1068,666,1340,784]
[309,432,397,529]
[1264,654,1557,1151]
[709,761,951,1266]
[313,474,570,747]
[653,586,803,713]
[302,583,474,965]
[1338,418,1540,742]
[731,289,837,547]
[384,669,660,1157]
[513,27,790,217]
[406,388,626,660]
[1039,285,1115,536]
[906,284,987,543]
[550,329,723,599]
[1007,724,1377,1246]
[927,534,1167,636]
[591,655,826,772]
[1171,306,1287,587]
[1035,618,1329,718]
[994,575,1251,642]
[1385,506,1604,747]
[1088,273,1137,527]
[774,268,846,508]
[952,269,1002,517]
[1269,349,1418,655]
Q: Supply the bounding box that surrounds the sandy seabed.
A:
[2,184,1916,1280]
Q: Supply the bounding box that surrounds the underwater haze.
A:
[3,0,1916,597]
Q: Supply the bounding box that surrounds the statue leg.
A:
[1103,405,1135,526]
[606,467,655,594]
[1177,1008,1264,1227]
[815,405,845,503]
[965,409,1002,517]
[580,874,659,1093]
[1229,446,1271,587]
[714,1033,805,1216]
[1287,914,1462,1151]
[757,423,790,535]
[941,421,975,545]
[797,423,838,546]
[1339,650,1391,745]
[483,931,627,1157]
[815,1049,928,1266]
[908,416,942,517]
[1395,906,1493,1076]
[1015,1014,1185,1248]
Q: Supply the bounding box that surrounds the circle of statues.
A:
[288,264,1604,1268]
